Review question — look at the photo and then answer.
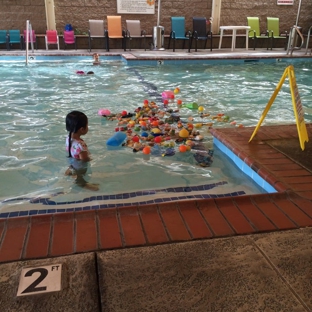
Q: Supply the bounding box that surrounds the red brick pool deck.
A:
[1,123,311,264]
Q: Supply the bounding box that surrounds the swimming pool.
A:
[0,57,311,216]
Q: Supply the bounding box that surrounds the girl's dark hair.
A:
[66,111,88,158]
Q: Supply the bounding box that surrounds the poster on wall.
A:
[277,0,294,4]
[117,0,155,14]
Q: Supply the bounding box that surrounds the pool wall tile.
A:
[158,203,191,241]
[178,201,213,239]
[138,204,169,244]
[25,215,52,259]
[196,199,234,237]
[75,211,98,252]
[50,212,75,256]
[0,217,29,262]
[215,197,255,234]
[118,207,146,246]
[98,208,122,249]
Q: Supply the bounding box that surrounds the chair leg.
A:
[210,36,213,51]
[88,36,91,52]
[106,37,109,51]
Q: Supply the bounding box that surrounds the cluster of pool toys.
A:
[99,88,243,167]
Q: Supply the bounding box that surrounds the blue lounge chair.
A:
[0,30,8,50]
[7,30,22,50]
[168,17,191,52]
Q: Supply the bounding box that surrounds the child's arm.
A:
[79,150,91,162]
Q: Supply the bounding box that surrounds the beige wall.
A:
[0,0,311,46]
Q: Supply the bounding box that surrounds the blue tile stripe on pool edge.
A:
[213,137,277,193]
[0,181,247,219]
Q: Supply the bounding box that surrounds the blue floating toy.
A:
[162,148,175,157]
[141,131,149,137]
[106,131,127,146]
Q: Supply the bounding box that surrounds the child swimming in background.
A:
[65,110,99,191]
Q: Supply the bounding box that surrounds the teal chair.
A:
[7,30,22,50]
[267,17,288,50]
[168,17,191,52]
[0,30,8,50]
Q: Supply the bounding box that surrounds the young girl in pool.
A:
[65,110,99,191]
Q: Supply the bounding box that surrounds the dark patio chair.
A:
[191,17,213,51]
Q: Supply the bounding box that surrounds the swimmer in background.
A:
[76,70,94,75]
[93,53,100,65]
[65,110,99,191]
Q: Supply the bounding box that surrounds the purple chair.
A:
[23,30,37,50]
[63,30,76,50]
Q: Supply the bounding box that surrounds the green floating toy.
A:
[181,102,199,109]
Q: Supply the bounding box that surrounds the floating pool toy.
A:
[193,150,214,167]
[198,106,204,112]
[162,90,175,100]
[76,70,85,75]
[181,102,199,109]
[179,128,189,138]
[177,99,182,105]
[174,88,180,94]
[132,136,140,143]
[106,131,127,146]
[142,146,151,155]
[162,148,175,157]
[154,136,162,144]
[179,145,187,153]
[98,108,111,116]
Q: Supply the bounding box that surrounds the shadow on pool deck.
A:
[0,49,312,311]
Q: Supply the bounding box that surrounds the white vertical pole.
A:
[45,0,56,30]
[157,0,161,27]
[26,20,29,65]
[295,0,302,26]
[211,0,222,34]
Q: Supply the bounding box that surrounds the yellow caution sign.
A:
[249,65,309,151]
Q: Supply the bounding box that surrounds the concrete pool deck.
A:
[0,48,312,311]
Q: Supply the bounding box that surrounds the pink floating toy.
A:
[162,90,175,101]
[98,108,111,116]
[76,70,85,75]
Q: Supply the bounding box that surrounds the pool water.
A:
[1,58,311,214]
